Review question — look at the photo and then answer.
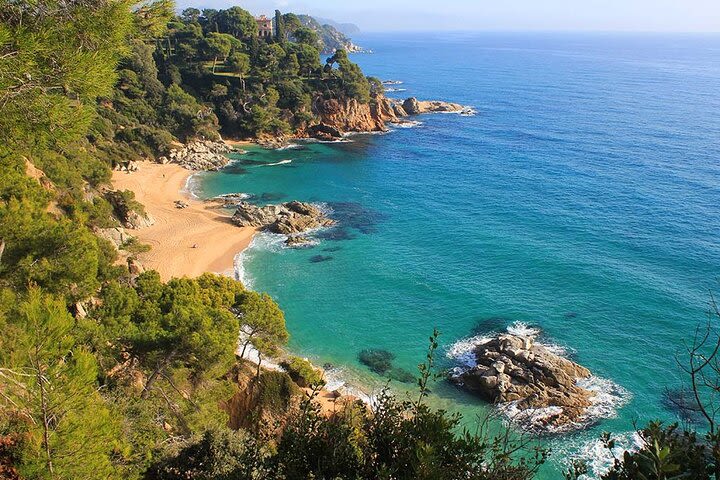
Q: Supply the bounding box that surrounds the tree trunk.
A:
[212,56,218,74]
[0,239,5,266]
[141,350,177,399]
[37,364,54,477]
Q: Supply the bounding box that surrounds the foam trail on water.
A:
[262,159,292,166]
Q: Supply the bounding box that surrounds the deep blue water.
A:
[197,32,720,477]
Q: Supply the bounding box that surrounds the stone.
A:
[167,140,234,171]
[231,201,334,235]
[285,235,313,248]
[105,190,155,229]
[450,333,594,430]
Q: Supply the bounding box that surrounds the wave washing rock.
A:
[231,201,334,235]
[160,140,234,171]
[450,333,593,431]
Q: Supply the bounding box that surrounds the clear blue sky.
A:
[177,0,720,33]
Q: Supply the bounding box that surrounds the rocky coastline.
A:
[303,94,472,141]
[231,201,334,235]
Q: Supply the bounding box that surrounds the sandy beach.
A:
[112,162,256,281]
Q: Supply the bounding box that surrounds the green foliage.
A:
[256,370,300,415]
[238,291,289,358]
[281,356,325,387]
[148,428,268,480]
[600,423,712,480]
[0,289,122,479]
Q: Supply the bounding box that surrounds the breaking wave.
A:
[263,159,292,166]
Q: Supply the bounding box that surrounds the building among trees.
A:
[256,15,272,37]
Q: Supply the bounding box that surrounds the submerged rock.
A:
[231,200,334,235]
[450,333,593,430]
[285,235,313,248]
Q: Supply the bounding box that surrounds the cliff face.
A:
[305,94,402,140]
[303,95,467,141]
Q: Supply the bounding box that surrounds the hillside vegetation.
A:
[1,1,718,479]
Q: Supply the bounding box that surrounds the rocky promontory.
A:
[451,333,594,431]
[159,140,235,171]
[305,94,472,141]
[231,201,334,235]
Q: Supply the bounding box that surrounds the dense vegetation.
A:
[1,1,720,479]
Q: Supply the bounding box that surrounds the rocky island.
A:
[231,200,334,235]
[451,333,594,431]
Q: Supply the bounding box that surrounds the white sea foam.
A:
[263,159,292,166]
[382,80,403,85]
[390,120,423,129]
[385,87,407,92]
[275,143,303,150]
[506,321,541,338]
[183,172,203,199]
[559,431,643,479]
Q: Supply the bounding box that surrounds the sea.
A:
[193,32,720,478]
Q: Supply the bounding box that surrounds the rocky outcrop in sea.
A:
[231,201,334,235]
[305,94,472,141]
[159,140,234,171]
[450,333,594,432]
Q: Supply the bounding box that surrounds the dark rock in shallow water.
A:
[285,235,314,248]
[259,192,285,202]
[322,246,342,253]
[388,367,415,384]
[317,226,357,241]
[471,316,513,335]
[662,387,705,424]
[326,201,387,235]
[309,255,333,263]
[564,312,578,319]
[359,349,395,374]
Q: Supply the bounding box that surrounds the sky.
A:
[176,0,720,33]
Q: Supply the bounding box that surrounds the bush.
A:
[256,371,299,414]
[281,356,324,387]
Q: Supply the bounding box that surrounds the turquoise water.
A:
[197,33,720,477]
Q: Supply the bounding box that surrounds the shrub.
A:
[281,356,324,387]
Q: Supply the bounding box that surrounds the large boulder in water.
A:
[231,201,334,235]
[450,333,593,431]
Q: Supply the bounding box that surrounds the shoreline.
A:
[111,161,257,281]
[111,156,368,414]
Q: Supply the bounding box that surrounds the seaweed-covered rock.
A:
[358,349,395,374]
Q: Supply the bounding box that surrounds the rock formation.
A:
[305,94,471,141]
[104,190,155,229]
[160,140,234,171]
[285,235,313,248]
[451,333,593,430]
[402,97,465,114]
[231,201,334,235]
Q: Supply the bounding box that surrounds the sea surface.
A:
[195,32,720,477]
